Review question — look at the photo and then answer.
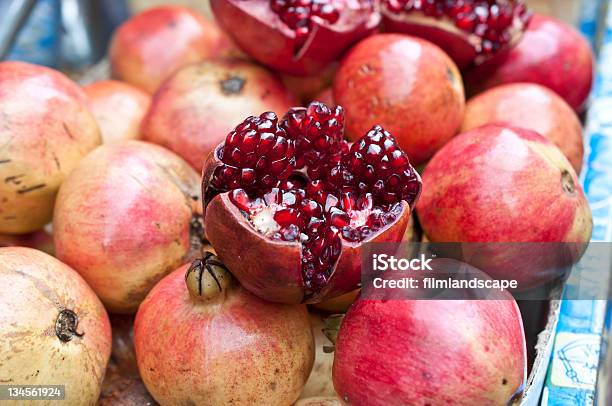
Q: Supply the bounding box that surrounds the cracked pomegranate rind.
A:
[210,0,381,75]
[381,0,531,68]
[202,101,421,303]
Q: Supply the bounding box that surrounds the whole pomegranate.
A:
[465,14,594,111]
[109,6,234,93]
[210,0,380,75]
[417,124,592,288]
[333,34,465,165]
[0,247,111,404]
[83,80,151,143]
[203,101,421,304]
[141,59,296,170]
[134,253,314,405]
[0,61,101,235]
[462,83,584,173]
[333,298,527,405]
[53,141,203,313]
[381,0,531,68]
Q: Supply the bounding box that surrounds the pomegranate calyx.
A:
[185,252,232,301]
[55,309,85,342]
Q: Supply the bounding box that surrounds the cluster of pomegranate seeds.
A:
[329,125,421,204]
[270,0,341,50]
[281,102,347,179]
[211,101,421,295]
[210,112,296,194]
[384,0,531,55]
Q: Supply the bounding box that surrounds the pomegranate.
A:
[0,247,111,404]
[83,80,151,143]
[203,101,421,303]
[141,59,296,170]
[462,83,584,173]
[417,124,592,288]
[332,297,527,405]
[299,313,336,399]
[465,14,594,111]
[134,253,314,405]
[109,6,234,93]
[0,61,101,235]
[53,141,203,313]
[380,0,531,68]
[210,0,380,75]
[333,34,465,165]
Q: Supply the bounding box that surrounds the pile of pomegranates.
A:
[0,1,598,404]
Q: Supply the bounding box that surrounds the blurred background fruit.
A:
[83,79,151,143]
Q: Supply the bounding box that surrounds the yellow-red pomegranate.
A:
[0,61,101,235]
[462,82,584,173]
[53,141,203,313]
[141,59,296,170]
[109,6,234,93]
[134,254,314,405]
[0,247,111,404]
[333,298,527,405]
[380,0,531,68]
[203,101,421,303]
[83,80,151,143]
[334,34,465,165]
[211,0,380,75]
[465,14,594,112]
[417,124,592,288]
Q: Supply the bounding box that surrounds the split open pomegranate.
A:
[381,0,531,68]
[210,0,380,75]
[203,101,421,303]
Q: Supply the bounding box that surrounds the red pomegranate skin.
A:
[0,61,101,235]
[109,6,234,94]
[417,125,592,287]
[0,247,111,405]
[334,34,465,165]
[83,80,151,143]
[333,298,526,405]
[141,59,296,170]
[134,264,314,405]
[53,141,202,313]
[462,83,584,173]
[465,14,594,112]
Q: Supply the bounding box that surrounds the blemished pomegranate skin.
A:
[334,34,465,165]
[333,298,527,405]
[134,257,314,405]
[465,14,594,112]
[0,61,101,235]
